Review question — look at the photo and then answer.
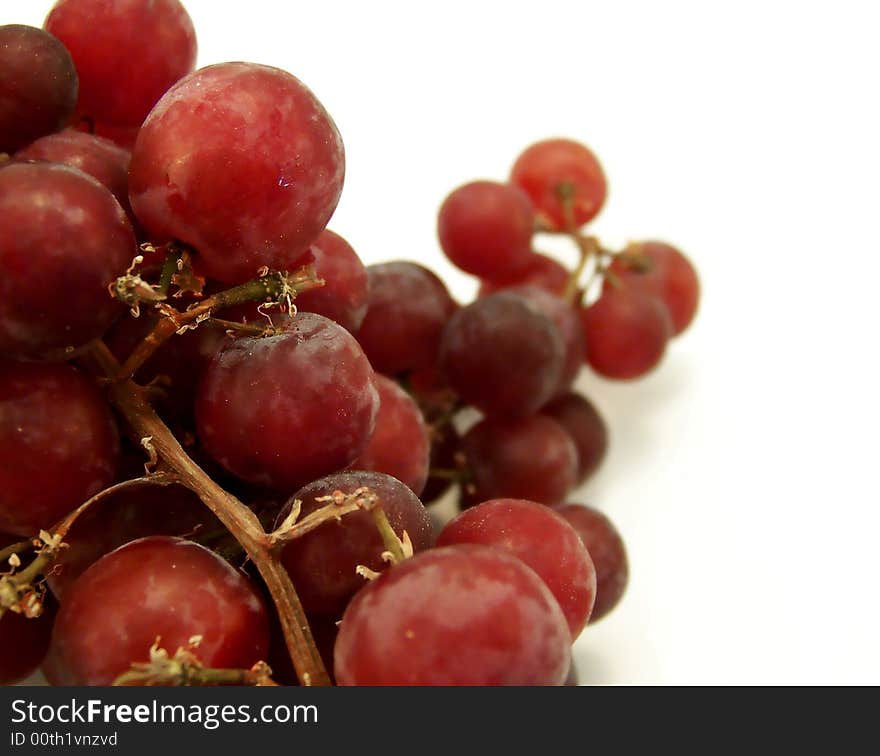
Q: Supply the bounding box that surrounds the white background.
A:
[12,0,880,684]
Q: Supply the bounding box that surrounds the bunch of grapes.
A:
[0,0,698,687]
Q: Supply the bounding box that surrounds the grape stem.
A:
[267,488,378,552]
[562,233,601,304]
[115,264,324,381]
[82,340,331,687]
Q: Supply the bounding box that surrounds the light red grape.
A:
[47,536,270,686]
[437,180,534,277]
[438,498,596,639]
[608,241,700,335]
[129,62,344,284]
[195,314,379,492]
[334,545,571,685]
[511,138,607,229]
[479,252,569,298]
[0,24,77,153]
[581,286,673,380]
[45,0,197,128]
[0,361,119,536]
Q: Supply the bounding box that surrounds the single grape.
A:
[129,62,344,284]
[357,262,458,376]
[438,498,596,639]
[542,392,608,484]
[0,361,119,537]
[334,544,571,685]
[279,470,435,616]
[608,241,700,335]
[511,138,607,230]
[293,230,369,333]
[47,536,270,686]
[508,286,584,397]
[437,180,535,277]
[555,504,629,622]
[462,415,577,507]
[439,291,564,416]
[46,482,222,600]
[0,24,77,154]
[351,375,431,496]
[45,0,197,128]
[581,286,673,380]
[15,129,132,218]
[479,252,570,298]
[0,589,57,685]
[196,314,379,492]
[0,162,135,357]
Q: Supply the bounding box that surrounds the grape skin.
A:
[462,415,578,507]
[334,545,571,685]
[542,392,608,484]
[45,0,197,129]
[0,24,77,154]
[195,314,379,493]
[479,252,570,298]
[439,291,565,417]
[0,162,135,357]
[47,536,270,686]
[0,361,119,537]
[129,62,344,284]
[438,498,597,639]
[279,470,435,616]
[351,375,431,496]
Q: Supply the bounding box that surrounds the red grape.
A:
[0,24,77,154]
[479,252,569,298]
[461,415,577,506]
[15,129,132,218]
[0,161,135,357]
[357,262,458,375]
[511,138,607,230]
[608,241,700,335]
[47,482,221,600]
[439,291,564,416]
[334,545,571,685]
[195,314,379,492]
[280,470,435,616]
[508,286,584,397]
[581,286,673,380]
[44,0,197,128]
[0,591,57,685]
[542,392,608,484]
[47,536,270,686]
[0,361,119,537]
[129,62,344,284]
[555,504,629,622]
[351,375,430,496]
[293,230,369,333]
[438,498,596,639]
[437,180,534,277]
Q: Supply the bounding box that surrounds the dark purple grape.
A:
[196,314,379,492]
[0,24,77,153]
[357,262,458,375]
[0,361,119,536]
[542,392,608,483]
[0,161,135,357]
[351,375,430,496]
[439,291,564,416]
[280,471,435,616]
[462,415,577,506]
[0,592,57,685]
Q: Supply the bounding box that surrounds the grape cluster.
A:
[0,0,698,687]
